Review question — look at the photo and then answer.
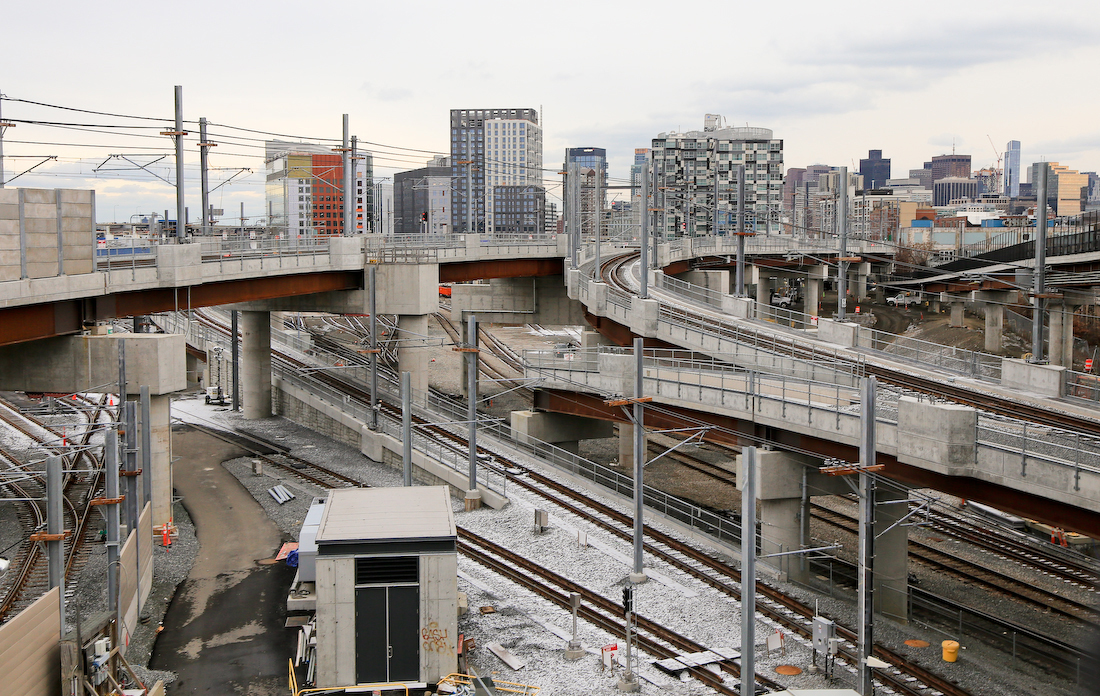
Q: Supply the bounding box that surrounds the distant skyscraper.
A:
[1004,140,1021,197]
[930,154,972,182]
[1029,162,1088,216]
[630,148,650,226]
[859,150,891,190]
[449,108,543,233]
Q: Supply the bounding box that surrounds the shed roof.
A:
[316,486,456,546]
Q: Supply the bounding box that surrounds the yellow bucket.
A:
[941,640,960,662]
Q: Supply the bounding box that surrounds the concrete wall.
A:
[0,333,186,396]
[1001,358,1065,398]
[315,551,457,687]
[0,188,94,282]
[273,378,508,509]
[0,587,61,696]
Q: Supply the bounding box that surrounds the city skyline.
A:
[2,0,1096,222]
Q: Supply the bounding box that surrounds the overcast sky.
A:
[3,0,1097,222]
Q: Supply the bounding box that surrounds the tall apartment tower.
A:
[449,108,543,234]
[565,147,608,237]
[265,141,373,236]
[1004,140,1021,197]
[651,117,784,235]
[859,149,891,190]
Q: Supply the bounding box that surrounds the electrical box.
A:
[534,509,549,532]
[812,616,835,654]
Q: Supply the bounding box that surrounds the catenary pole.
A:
[466,131,473,234]
[466,315,480,508]
[140,386,152,507]
[640,161,649,299]
[736,164,746,296]
[741,446,757,695]
[173,86,186,243]
[857,376,877,696]
[838,166,850,321]
[1031,164,1049,363]
[342,114,351,236]
[199,117,211,237]
[632,338,646,577]
[369,266,379,430]
[231,311,240,411]
[402,371,412,486]
[1,88,14,188]
[106,430,120,614]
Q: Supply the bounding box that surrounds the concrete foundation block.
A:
[896,396,977,476]
[817,319,860,347]
[1001,358,1066,398]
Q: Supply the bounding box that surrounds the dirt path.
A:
[150,425,295,694]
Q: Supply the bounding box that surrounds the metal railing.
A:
[861,327,1003,381]
[198,236,329,260]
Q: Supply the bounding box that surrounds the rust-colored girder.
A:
[439,258,563,283]
[534,388,1100,538]
[0,270,361,348]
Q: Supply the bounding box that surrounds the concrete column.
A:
[805,278,821,320]
[983,302,1004,353]
[874,484,909,624]
[398,314,431,396]
[855,262,871,301]
[617,422,647,469]
[241,310,272,419]
[510,410,612,457]
[759,497,809,583]
[755,273,770,319]
[1063,305,1077,369]
[148,394,173,526]
[949,302,965,327]
[185,352,204,390]
[1049,304,1065,367]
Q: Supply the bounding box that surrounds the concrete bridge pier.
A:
[736,449,849,584]
[978,291,1009,353]
[241,310,273,419]
[397,314,431,396]
[754,268,772,319]
[855,261,871,301]
[874,484,910,624]
[511,410,613,456]
[804,265,826,320]
[946,296,966,327]
[1049,302,1077,369]
[617,422,647,469]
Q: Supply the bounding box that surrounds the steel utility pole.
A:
[568,161,579,268]
[594,171,602,273]
[341,114,351,236]
[0,88,13,188]
[198,117,213,237]
[837,166,849,321]
[106,430,121,615]
[640,162,649,299]
[1031,164,1049,363]
[631,337,647,580]
[712,141,720,235]
[401,371,412,486]
[741,446,757,696]
[350,135,358,234]
[231,311,240,411]
[736,164,746,296]
[171,86,186,242]
[465,315,481,511]
[369,266,379,430]
[857,376,878,696]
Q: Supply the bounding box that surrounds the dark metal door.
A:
[387,585,420,681]
[355,586,388,683]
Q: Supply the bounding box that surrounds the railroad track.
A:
[174,309,972,694]
[0,395,109,625]
[811,503,1100,627]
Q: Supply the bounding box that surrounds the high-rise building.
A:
[909,162,934,190]
[1029,162,1088,216]
[859,149,891,190]
[650,116,784,235]
[783,168,806,213]
[265,141,373,236]
[933,176,981,206]
[565,147,609,237]
[1004,140,1021,197]
[930,154,972,182]
[393,156,451,235]
[449,108,543,234]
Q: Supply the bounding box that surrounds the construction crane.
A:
[987,135,1003,194]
